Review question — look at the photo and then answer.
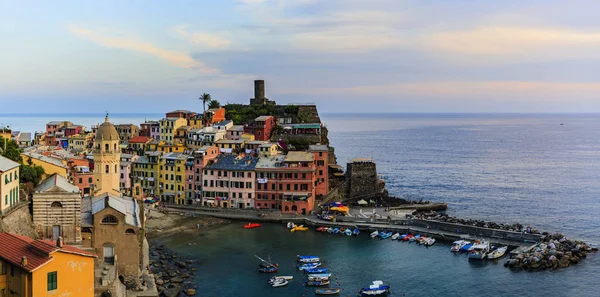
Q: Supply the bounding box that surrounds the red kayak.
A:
[244,223,262,229]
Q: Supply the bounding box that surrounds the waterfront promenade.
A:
[160,204,542,248]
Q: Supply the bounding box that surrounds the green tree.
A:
[199,93,211,113]
[208,99,221,109]
[20,165,45,186]
[0,136,22,163]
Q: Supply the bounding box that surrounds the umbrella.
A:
[357,199,368,205]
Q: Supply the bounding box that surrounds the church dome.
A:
[96,115,120,141]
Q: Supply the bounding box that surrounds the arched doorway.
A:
[291,205,298,212]
[285,206,289,212]
[223,202,228,208]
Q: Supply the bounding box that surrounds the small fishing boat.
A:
[259,262,279,268]
[451,240,469,252]
[287,222,295,229]
[315,288,341,295]
[327,227,334,233]
[370,230,379,238]
[307,280,330,286]
[258,266,278,273]
[422,238,436,246]
[269,276,293,282]
[308,272,332,279]
[380,232,393,240]
[305,268,329,274]
[271,278,288,287]
[244,223,261,229]
[291,225,308,232]
[298,257,321,263]
[298,255,319,260]
[316,226,327,232]
[332,228,340,234]
[378,231,387,237]
[308,275,330,281]
[468,242,490,260]
[353,229,360,236]
[410,234,421,242]
[359,281,390,296]
[487,246,508,260]
[340,227,346,233]
[400,233,408,240]
[459,243,473,253]
[391,233,400,240]
[403,234,414,241]
[344,228,353,236]
[298,262,322,271]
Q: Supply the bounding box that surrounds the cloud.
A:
[425,26,600,55]
[68,25,219,73]
[173,25,232,48]
[274,81,600,100]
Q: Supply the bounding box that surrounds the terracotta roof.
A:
[128,136,151,143]
[0,232,96,273]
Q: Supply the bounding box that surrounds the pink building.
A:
[226,125,245,140]
[140,121,160,140]
[202,155,258,208]
[120,154,139,195]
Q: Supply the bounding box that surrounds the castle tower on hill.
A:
[93,115,122,197]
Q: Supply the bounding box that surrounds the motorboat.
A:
[244,223,262,229]
[459,243,473,253]
[298,262,321,271]
[380,232,393,240]
[400,234,408,240]
[305,268,329,274]
[487,246,508,260]
[258,266,278,273]
[308,275,330,281]
[378,231,387,238]
[315,288,341,295]
[359,281,390,296]
[410,234,420,242]
[298,257,321,263]
[451,240,469,252]
[391,233,400,240]
[307,280,330,286]
[340,227,347,233]
[353,229,360,236]
[287,222,295,229]
[416,236,426,244]
[269,276,293,282]
[422,238,436,246]
[370,230,379,238]
[345,228,353,236]
[468,242,490,260]
[332,228,340,234]
[327,227,334,233]
[298,255,319,260]
[308,272,332,279]
[271,278,288,287]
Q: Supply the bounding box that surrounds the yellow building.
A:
[187,116,204,129]
[158,142,187,153]
[159,118,187,144]
[93,115,121,197]
[241,133,255,141]
[20,152,69,178]
[0,233,96,297]
[132,151,162,197]
[67,133,92,151]
[0,156,20,213]
[159,152,188,204]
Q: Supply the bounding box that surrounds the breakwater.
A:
[149,244,199,297]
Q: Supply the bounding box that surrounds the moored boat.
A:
[244,223,262,229]
[400,233,408,240]
[291,225,308,232]
[298,262,322,271]
[359,281,390,296]
[468,242,490,260]
[410,234,420,242]
[451,240,469,252]
[459,243,473,253]
[269,276,293,282]
[315,288,341,295]
[380,232,393,240]
[353,228,360,236]
[345,228,353,236]
[391,233,400,240]
[307,280,330,286]
[370,230,379,238]
[308,275,330,281]
[271,278,288,287]
[258,266,278,273]
[423,237,436,246]
[332,228,340,234]
[308,272,332,279]
[287,222,295,229]
[305,268,329,274]
[298,255,319,261]
[327,227,334,233]
[487,246,508,260]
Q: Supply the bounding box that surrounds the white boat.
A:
[423,238,436,246]
[468,242,490,260]
[298,257,321,263]
[370,230,379,238]
[308,275,330,281]
[450,240,469,252]
[287,222,295,229]
[307,272,331,278]
[271,276,293,281]
[391,233,400,240]
[271,278,289,287]
[487,246,508,260]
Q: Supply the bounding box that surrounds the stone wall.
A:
[412,219,543,242]
[0,202,35,238]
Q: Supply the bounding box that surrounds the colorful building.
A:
[115,124,140,141]
[0,156,20,214]
[166,109,196,119]
[0,232,96,297]
[127,136,153,155]
[244,115,275,141]
[202,155,258,208]
[187,146,219,205]
[203,107,226,126]
[71,166,94,196]
[215,139,246,154]
[46,121,72,136]
[159,117,187,144]
[140,120,160,140]
[254,152,316,213]
[92,116,121,197]
[120,154,139,194]
[131,151,162,198]
[20,152,69,179]
[226,125,246,140]
[309,145,329,199]
[159,152,189,204]
[67,133,92,152]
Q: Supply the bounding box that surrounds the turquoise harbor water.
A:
[2,113,599,296]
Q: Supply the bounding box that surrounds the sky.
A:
[1,0,600,113]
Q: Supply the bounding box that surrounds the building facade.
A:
[93,116,121,197]
[159,152,188,204]
[309,145,329,199]
[244,116,275,141]
[131,151,161,198]
[202,155,257,208]
[0,156,20,214]
[159,118,187,144]
[140,121,160,140]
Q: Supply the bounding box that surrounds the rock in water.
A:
[186,289,196,296]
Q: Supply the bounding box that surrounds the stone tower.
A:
[93,115,122,197]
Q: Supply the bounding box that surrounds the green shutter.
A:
[47,271,57,290]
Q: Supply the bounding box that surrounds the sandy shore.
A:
[145,208,230,240]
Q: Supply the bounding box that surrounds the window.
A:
[125,228,136,235]
[50,201,63,208]
[101,215,118,225]
[105,144,109,151]
[89,177,92,183]
[286,184,290,191]
[248,193,252,199]
[0,260,5,275]
[105,165,109,174]
[319,152,323,157]
[47,271,57,291]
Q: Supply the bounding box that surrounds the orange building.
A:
[203,107,226,126]
[0,232,96,297]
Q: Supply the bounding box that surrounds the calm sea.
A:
[3,113,599,296]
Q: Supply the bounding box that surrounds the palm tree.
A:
[199,93,211,113]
